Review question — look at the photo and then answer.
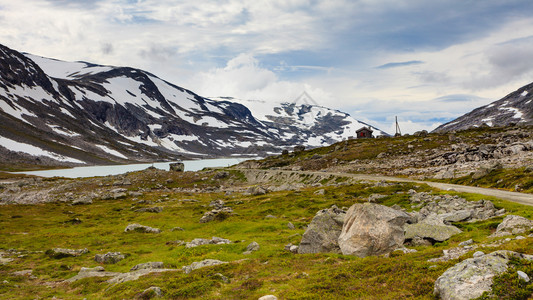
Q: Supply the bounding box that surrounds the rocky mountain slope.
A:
[214,94,388,147]
[0,44,386,168]
[434,82,533,132]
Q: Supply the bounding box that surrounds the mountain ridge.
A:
[0,44,386,168]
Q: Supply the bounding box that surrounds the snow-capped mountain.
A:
[0,43,386,167]
[434,82,533,133]
[213,93,387,147]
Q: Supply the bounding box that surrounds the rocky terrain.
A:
[0,129,532,299]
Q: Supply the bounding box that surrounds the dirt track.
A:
[240,169,533,207]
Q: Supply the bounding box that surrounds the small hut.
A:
[356,127,373,139]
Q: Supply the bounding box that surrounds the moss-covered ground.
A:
[1,169,533,299]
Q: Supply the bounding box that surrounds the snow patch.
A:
[0,135,84,163]
[95,145,128,159]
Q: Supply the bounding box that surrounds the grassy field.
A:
[1,169,533,299]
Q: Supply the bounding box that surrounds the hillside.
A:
[434,82,533,132]
[0,125,532,299]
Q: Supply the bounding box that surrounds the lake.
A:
[12,158,250,178]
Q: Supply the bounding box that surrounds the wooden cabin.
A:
[356,127,373,139]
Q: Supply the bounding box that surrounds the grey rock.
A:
[46,248,88,259]
[212,273,230,283]
[171,227,184,231]
[130,262,164,272]
[518,270,530,282]
[338,203,411,257]
[289,245,299,253]
[258,296,278,300]
[473,251,485,258]
[404,222,462,243]
[169,162,184,172]
[491,215,533,237]
[298,206,346,254]
[428,247,473,262]
[434,250,533,300]
[124,223,161,234]
[209,199,225,209]
[246,241,260,252]
[182,259,227,274]
[94,252,125,264]
[265,215,277,219]
[459,239,474,247]
[287,222,295,230]
[186,237,232,248]
[135,206,163,213]
[136,286,163,299]
[72,195,93,205]
[199,207,233,223]
[314,189,325,195]
[246,186,268,196]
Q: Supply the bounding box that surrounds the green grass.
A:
[1,168,533,299]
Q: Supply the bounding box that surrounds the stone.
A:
[338,203,411,257]
[428,247,473,263]
[287,222,295,230]
[182,259,227,274]
[491,215,533,237]
[258,296,278,300]
[169,162,184,172]
[314,189,325,195]
[94,252,125,264]
[186,237,232,248]
[65,266,122,283]
[298,206,346,254]
[473,251,485,258]
[213,171,229,180]
[124,223,161,234]
[458,239,474,247]
[289,245,299,253]
[135,206,163,213]
[209,199,225,209]
[434,250,533,300]
[46,248,88,259]
[246,241,260,252]
[440,210,472,223]
[171,227,184,231]
[212,273,230,283]
[518,270,530,282]
[404,222,462,243]
[72,195,93,205]
[199,207,233,223]
[135,286,163,299]
[265,215,277,219]
[130,262,164,272]
[246,186,268,196]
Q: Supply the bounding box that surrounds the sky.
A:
[2,0,533,134]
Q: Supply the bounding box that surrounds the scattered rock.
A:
[130,262,164,272]
[518,270,530,282]
[135,206,163,213]
[135,286,163,299]
[367,194,387,202]
[46,248,88,259]
[213,171,229,180]
[65,266,121,283]
[314,189,325,195]
[265,215,277,219]
[124,224,161,234]
[199,207,233,223]
[94,252,125,264]
[298,205,346,254]
[171,227,184,231]
[458,239,474,247]
[182,259,227,274]
[434,250,533,300]
[287,222,295,230]
[491,215,533,237]
[285,243,299,253]
[169,162,184,172]
[338,203,411,257]
[258,296,278,300]
[72,195,93,205]
[428,246,475,263]
[209,199,225,209]
[186,237,232,248]
[245,186,268,196]
[244,241,260,254]
[473,251,485,258]
[212,273,230,283]
[404,216,462,244]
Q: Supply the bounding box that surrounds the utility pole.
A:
[395,116,401,137]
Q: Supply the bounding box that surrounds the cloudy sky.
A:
[2,0,533,134]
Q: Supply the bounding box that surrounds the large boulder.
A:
[491,214,533,237]
[404,214,462,244]
[298,205,346,254]
[434,250,533,300]
[338,203,411,257]
[124,223,161,234]
[182,259,227,274]
[95,252,125,264]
